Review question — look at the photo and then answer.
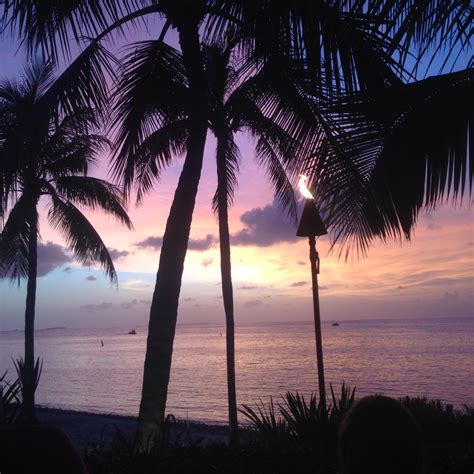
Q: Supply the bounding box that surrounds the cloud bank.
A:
[135,234,216,251]
[231,200,298,247]
[108,248,130,261]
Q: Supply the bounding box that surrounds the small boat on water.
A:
[128,329,137,335]
[331,322,339,327]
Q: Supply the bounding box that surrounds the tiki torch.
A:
[297,175,328,412]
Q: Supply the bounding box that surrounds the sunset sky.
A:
[0,25,472,330]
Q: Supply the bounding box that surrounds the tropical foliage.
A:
[1,0,472,440]
[83,390,474,474]
[0,369,22,424]
[0,62,132,419]
[112,34,321,442]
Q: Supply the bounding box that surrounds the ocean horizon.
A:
[1,317,472,425]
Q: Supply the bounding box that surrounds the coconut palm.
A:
[304,68,473,257]
[2,0,471,440]
[4,1,210,439]
[208,41,332,443]
[0,61,132,420]
[112,36,320,443]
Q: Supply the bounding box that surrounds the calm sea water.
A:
[0,318,472,424]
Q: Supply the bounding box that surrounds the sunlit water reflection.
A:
[0,318,472,424]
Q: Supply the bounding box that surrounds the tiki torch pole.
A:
[308,233,326,413]
[297,176,328,413]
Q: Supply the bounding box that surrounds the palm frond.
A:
[206,1,403,94]
[39,41,117,121]
[212,129,241,213]
[111,39,189,195]
[53,176,133,230]
[253,134,298,222]
[238,84,302,177]
[44,133,110,176]
[369,0,474,73]
[13,357,43,395]
[133,120,190,204]
[0,0,145,58]
[0,61,52,180]
[237,57,326,165]
[315,68,473,255]
[240,398,290,442]
[0,196,34,282]
[47,194,118,283]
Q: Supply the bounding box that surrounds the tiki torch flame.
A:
[298,175,314,200]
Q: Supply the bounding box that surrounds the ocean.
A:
[0,318,472,424]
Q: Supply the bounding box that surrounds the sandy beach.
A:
[37,407,233,449]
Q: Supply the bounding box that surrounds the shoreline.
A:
[36,406,234,449]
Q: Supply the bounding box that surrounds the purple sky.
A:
[0,19,472,330]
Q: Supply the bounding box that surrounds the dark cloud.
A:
[121,299,138,310]
[231,200,298,247]
[63,267,72,274]
[201,257,214,268]
[37,242,72,277]
[108,248,130,261]
[135,234,216,251]
[134,236,163,250]
[466,241,473,247]
[80,302,113,311]
[239,285,258,290]
[319,285,329,290]
[297,261,306,266]
[85,275,97,281]
[397,285,407,290]
[140,299,151,305]
[290,281,307,287]
[183,297,195,302]
[188,234,216,251]
[427,223,441,230]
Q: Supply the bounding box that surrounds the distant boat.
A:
[128,329,137,335]
[332,322,339,327]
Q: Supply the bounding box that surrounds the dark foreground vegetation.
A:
[83,386,474,474]
[1,371,473,473]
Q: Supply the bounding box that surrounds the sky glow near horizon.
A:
[0,22,473,330]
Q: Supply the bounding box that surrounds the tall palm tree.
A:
[0,61,133,420]
[2,0,471,440]
[205,41,323,443]
[112,36,318,443]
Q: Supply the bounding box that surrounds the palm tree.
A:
[2,0,471,440]
[0,61,133,420]
[205,41,324,443]
[304,68,473,257]
[112,36,318,443]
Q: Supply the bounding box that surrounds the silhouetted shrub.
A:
[0,370,21,423]
[401,397,474,474]
[84,387,473,474]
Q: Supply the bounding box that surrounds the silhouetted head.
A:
[338,395,423,474]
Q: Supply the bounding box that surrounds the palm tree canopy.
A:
[2,0,471,255]
[111,37,325,218]
[308,68,473,256]
[0,61,133,282]
[203,41,321,217]
[6,0,462,93]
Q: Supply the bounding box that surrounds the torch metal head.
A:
[296,199,328,237]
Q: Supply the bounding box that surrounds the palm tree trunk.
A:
[137,15,208,443]
[23,205,38,421]
[216,134,239,445]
